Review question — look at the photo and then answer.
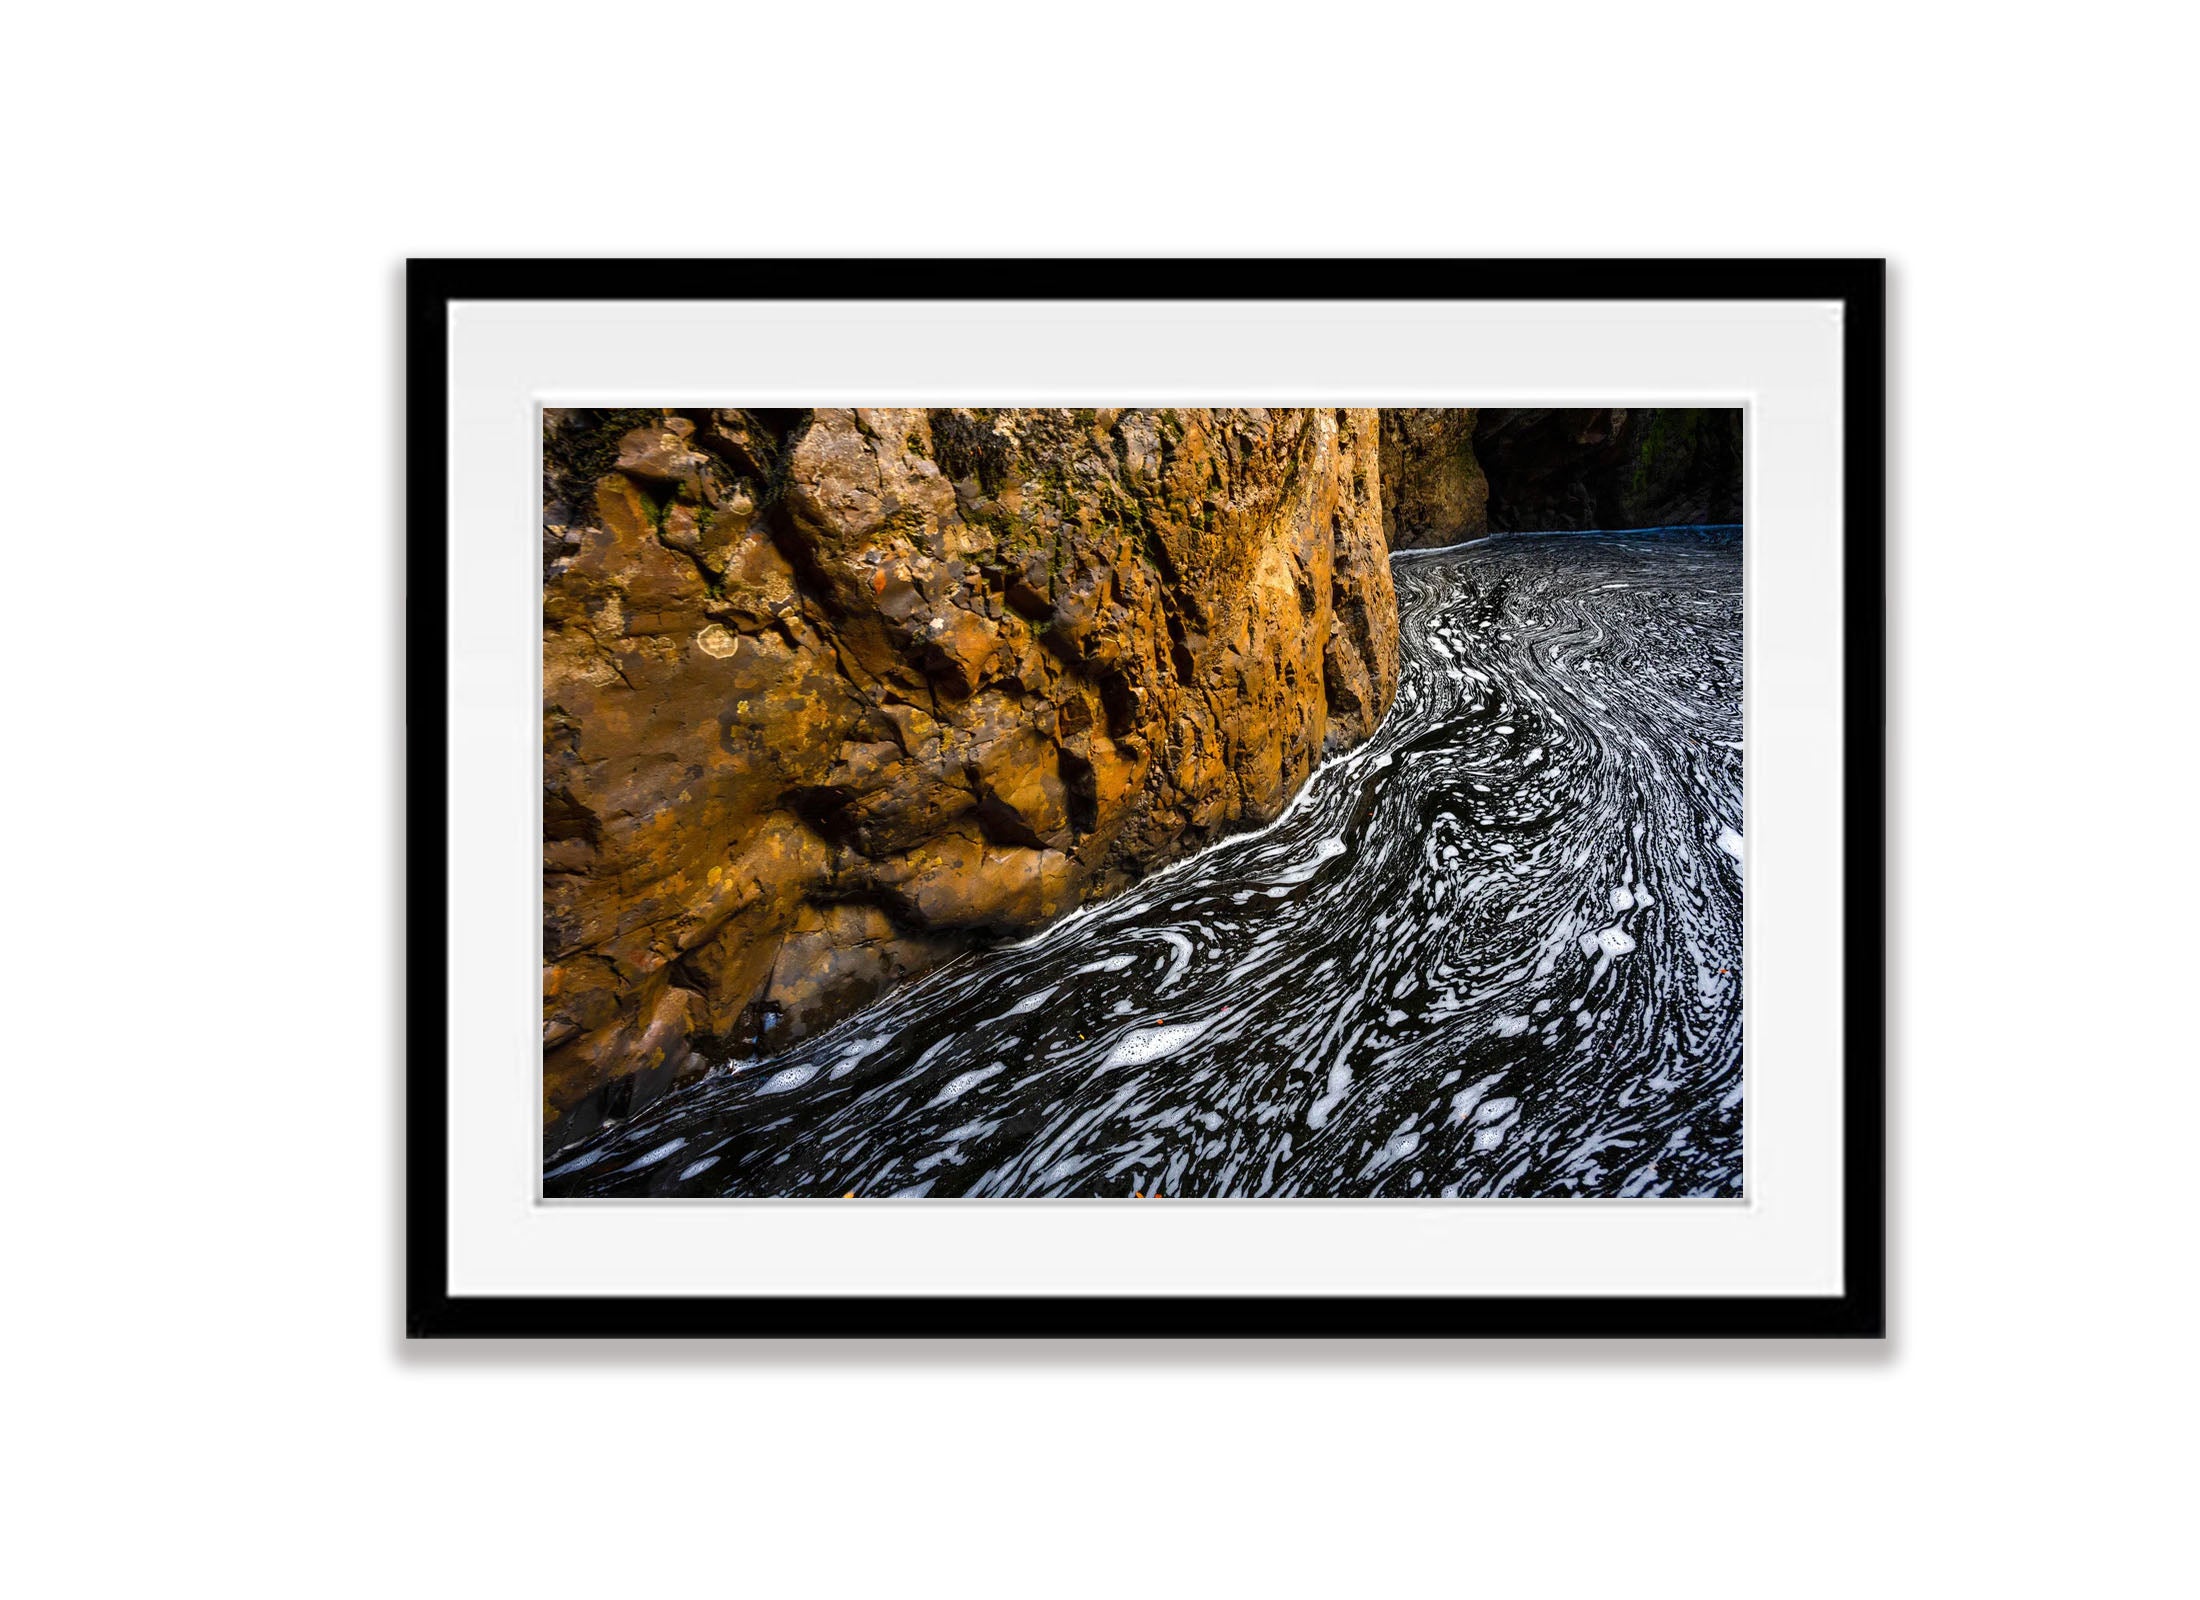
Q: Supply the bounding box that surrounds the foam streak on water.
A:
[547,532,1744,1199]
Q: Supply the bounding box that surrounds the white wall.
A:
[6,3,2190,1595]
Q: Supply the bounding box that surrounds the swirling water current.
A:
[547,530,1744,1200]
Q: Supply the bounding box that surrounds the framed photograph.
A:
[407,258,1884,1337]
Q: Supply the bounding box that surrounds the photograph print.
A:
[540,405,1744,1199]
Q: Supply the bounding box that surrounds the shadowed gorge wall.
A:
[1377,408,1488,548]
[542,407,1396,1140]
[1474,408,1744,531]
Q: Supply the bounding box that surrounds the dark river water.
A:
[546,530,1744,1200]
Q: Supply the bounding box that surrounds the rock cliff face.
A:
[1377,408,1487,548]
[542,407,1396,1140]
[1474,408,1743,531]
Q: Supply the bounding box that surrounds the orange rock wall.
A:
[542,407,1397,1137]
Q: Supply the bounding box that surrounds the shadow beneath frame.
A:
[390,262,1903,1369]
[395,1334,1894,1370]
[387,258,412,1365]
[1878,259,1907,1352]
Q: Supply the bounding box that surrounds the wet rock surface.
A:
[541,407,1396,1141]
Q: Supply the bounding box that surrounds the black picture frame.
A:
[406,258,1885,1339]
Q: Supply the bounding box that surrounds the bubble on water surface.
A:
[1307,1061,1355,1129]
[999,986,1058,1018]
[1102,1019,1213,1069]
[928,1064,1005,1107]
[619,1138,686,1172]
